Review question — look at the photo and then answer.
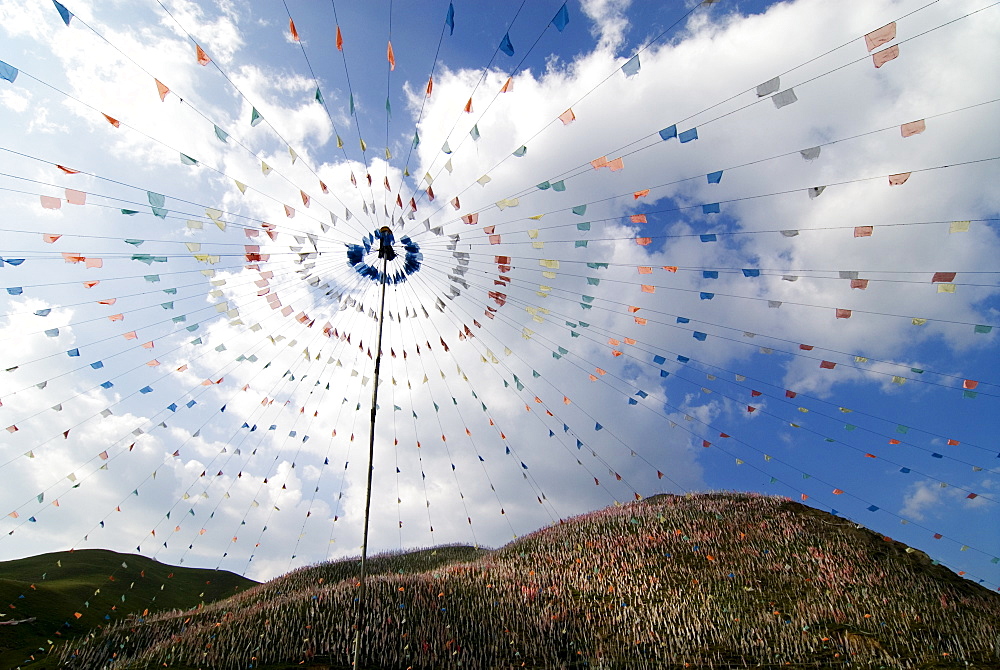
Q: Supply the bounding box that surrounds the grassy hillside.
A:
[60,493,1000,669]
[0,549,256,669]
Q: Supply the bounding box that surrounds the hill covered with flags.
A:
[58,493,1000,669]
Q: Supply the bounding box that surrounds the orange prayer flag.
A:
[289,18,300,42]
[154,78,170,101]
[835,308,852,319]
[641,284,655,293]
[962,379,978,390]
[832,488,844,494]
[627,306,640,313]
[864,22,896,51]
[563,396,571,405]
[43,234,61,243]
[558,108,575,125]
[608,338,620,346]
[624,337,636,345]
[500,76,513,93]
[635,237,651,246]
[196,44,211,66]
[464,97,473,113]
[901,119,925,137]
[336,25,343,50]
[872,45,899,68]
[662,266,678,272]
[589,374,598,381]
[633,189,649,199]
[854,226,873,237]
[606,157,624,171]
[888,172,910,186]
[426,75,433,97]
[631,214,647,224]
[590,156,608,169]
[946,438,960,446]
[638,266,652,274]
[300,190,310,206]
[596,368,606,376]
[634,317,647,325]
[387,41,395,70]
[102,113,120,128]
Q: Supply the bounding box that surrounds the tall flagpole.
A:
[352,228,393,669]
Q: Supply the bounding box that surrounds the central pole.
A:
[352,231,392,669]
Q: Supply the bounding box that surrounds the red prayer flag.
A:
[387,41,395,70]
[289,18,300,41]
[336,25,343,50]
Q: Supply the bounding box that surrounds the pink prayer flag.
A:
[280,306,293,316]
[147,360,160,367]
[558,108,575,125]
[835,308,852,319]
[901,119,925,137]
[631,214,647,224]
[62,252,84,263]
[300,190,310,207]
[500,77,513,93]
[872,45,899,68]
[489,235,501,245]
[851,279,869,290]
[43,234,61,243]
[41,195,62,209]
[461,213,479,224]
[141,341,154,349]
[888,172,910,186]
[123,331,137,339]
[451,197,461,210]
[65,189,86,205]
[864,22,896,51]
[109,314,124,322]
[854,226,873,237]
[82,280,99,288]
[84,257,103,269]
[284,204,295,217]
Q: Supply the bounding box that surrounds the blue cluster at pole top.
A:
[346,229,422,284]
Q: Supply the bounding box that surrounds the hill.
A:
[57,493,1000,669]
[0,549,255,669]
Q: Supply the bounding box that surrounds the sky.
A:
[0,0,997,591]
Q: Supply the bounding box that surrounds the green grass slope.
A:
[60,493,1000,670]
[0,549,255,669]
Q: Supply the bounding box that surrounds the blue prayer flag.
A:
[659,125,677,141]
[552,3,570,31]
[0,60,18,83]
[679,127,698,143]
[445,3,455,34]
[742,269,760,277]
[693,331,708,341]
[700,234,717,242]
[52,0,73,26]
[703,203,721,214]
[621,55,640,77]
[499,32,514,56]
[707,170,723,184]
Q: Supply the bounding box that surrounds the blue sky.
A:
[0,0,997,590]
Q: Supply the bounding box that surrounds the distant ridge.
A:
[59,493,1000,669]
[0,548,255,669]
